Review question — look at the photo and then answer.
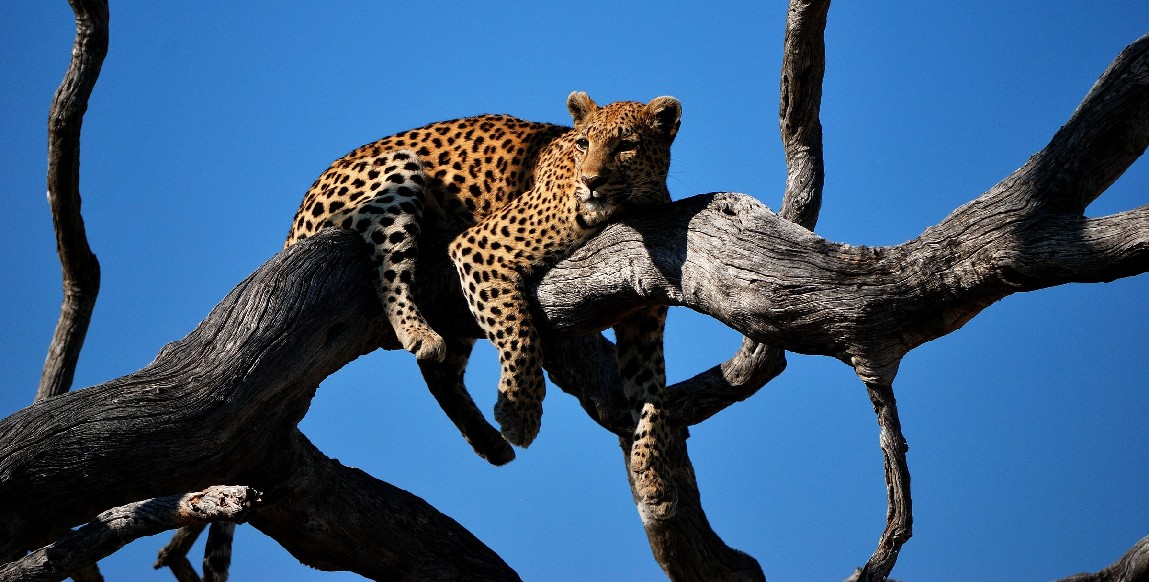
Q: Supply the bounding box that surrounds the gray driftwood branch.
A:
[0,486,256,582]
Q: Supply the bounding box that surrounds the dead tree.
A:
[3,0,1147,580]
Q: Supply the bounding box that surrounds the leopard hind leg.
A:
[418,338,516,465]
[336,149,445,362]
[616,305,677,521]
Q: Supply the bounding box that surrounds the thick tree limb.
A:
[529,31,1147,581]
[1057,535,1149,582]
[38,0,108,401]
[247,430,519,580]
[0,486,256,582]
[0,234,516,580]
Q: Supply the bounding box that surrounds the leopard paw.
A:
[633,464,678,522]
[494,392,542,448]
[399,326,447,363]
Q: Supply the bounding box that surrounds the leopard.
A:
[286,92,681,519]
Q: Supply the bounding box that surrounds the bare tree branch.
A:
[0,486,256,582]
[2,159,1144,579]
[779,0,829,231]
[854,383,911,581]
[38,0,108,401]
[1057,535,1149,582]
[247,431,519,580]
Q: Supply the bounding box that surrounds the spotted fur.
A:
[287,92,682,517]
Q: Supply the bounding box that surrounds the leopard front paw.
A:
[400,326,447,363]
[494,392,542,448]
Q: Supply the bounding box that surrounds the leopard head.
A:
[566,92,681,220]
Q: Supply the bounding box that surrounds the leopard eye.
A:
[575,137,589,151]
[616,140,638,153]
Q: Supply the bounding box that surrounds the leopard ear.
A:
[567,91,598,128]
[645,96,682,142]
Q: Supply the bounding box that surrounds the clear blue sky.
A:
[2,2,1146,580]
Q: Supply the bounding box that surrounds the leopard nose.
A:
[581,174,607,191]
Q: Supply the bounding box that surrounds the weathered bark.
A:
[530,28,1147,581]
[38,0,107,401]
[0,487,256,582]
[779,0,828,232]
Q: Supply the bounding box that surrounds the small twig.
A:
[855,383,912,582]
[154,525,207,582]
[0,486,258,582]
